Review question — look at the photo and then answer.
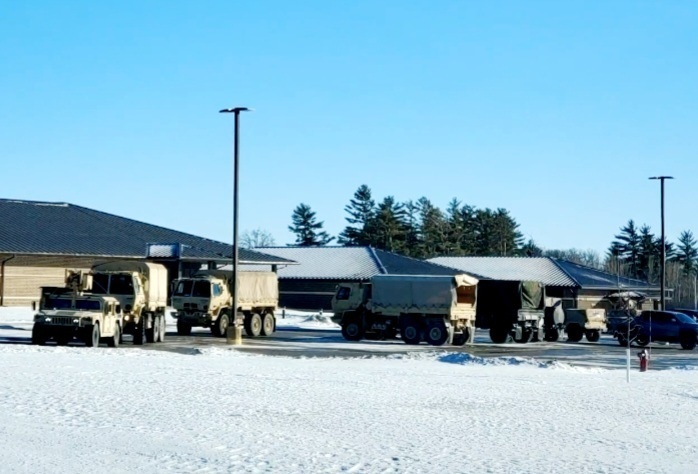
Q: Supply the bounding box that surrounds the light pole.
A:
[649,176,673,311]
[220,107,251,344]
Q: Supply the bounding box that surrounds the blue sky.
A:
[2,1,697,255]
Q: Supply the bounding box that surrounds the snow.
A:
[2,307,698,473]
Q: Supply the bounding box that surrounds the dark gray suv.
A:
[615,310,698,350]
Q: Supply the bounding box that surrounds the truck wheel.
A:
[145,313,156,343]
[261,312,275,336]
[31,325,47,345]
[245,313,262,337]
[108,324,120,348]
[157,315,166,342]
[566,325,583,342]
[489,326,509,344]
[341,316,364,341]
[452,328,469,346]
[85,323,100,347]
[635,333,649,347]
[544,328,560,342]
[134,322,145,345]
[585,330,600,342]
[514,329,532,344]
[425,319,450,346]
[216,313,230,338]
[400,316,422,345]
[177,320,192,336]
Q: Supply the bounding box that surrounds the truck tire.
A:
[145,313,156,343]
[341,315,364,341]
[566,325,584,342]
[585,329,601,342]
[216,313,230,338]
[617,333,630,347]
[425,319,450,346]
[635,333,649,347]
[107,324,120,348]
[489,326,509,344]
[261,312,275,336]
[544,327,560,342]
[400,316,422,345]
[157,314,166,342]
[514,329,532,344]
[452,328,470,346]
[244,313,262,337]
[31,325,47,345]
[177,320,192,336]
[134,322,145,345]
[85,323,100,348]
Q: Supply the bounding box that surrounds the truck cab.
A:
[171,275,231,334]
[330,282,371,325]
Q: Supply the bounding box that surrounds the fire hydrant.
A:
[637,349,649,372]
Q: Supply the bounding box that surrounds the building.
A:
[250,246,460,310]
[429,256,662,311]
[0,199,294,306]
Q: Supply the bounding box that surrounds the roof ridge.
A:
[548,256,581,287]
[366,247,388,274]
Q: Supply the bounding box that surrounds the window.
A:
[91,274,110,294]
[174,280,194,296]
[213,284,223,297]
[109,274,135,295]
[192,281,211,298]
[336,287,351,300]
[75,299,101,311]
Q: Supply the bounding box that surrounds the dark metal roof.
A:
[552,258,659,290]
[256,246,460,280]
[0,199,294,265]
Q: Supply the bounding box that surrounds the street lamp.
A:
[649,176,674,311]
[220,107,251,344]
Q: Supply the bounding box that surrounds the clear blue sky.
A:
[2,1,697,255]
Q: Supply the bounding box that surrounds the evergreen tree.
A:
[445,199,477,256]
[369,196,407,252]
[288,203,334,246]
[520,239,543,257]
[474,208,523,256]
[675,230,698,276]
[637,225,658,282]
[416,197,449,258]
[337,185,375,246]
[609,220,641,278]
[402,200,421,258]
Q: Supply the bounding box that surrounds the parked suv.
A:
[615,310,698,350]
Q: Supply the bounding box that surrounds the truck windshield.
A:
[192,281,211,298]
[92,274,110,294]
[174,280,194,296]
[109,274,135,295]
[43,298,72,310]
[75,300,102,311]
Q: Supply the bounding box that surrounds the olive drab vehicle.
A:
[31,270,123,347]
[476,280,546,344]
[88,261,168,345]
[331,274,479,346]
[171,270,278,338]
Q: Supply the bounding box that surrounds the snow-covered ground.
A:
[1,307,697,473]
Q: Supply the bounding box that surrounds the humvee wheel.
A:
[400,316,422,345]
[452,328,470,346]
[31,325,47,346]
[177,319,192,336]
[216,313,230,338]
[108,324,120,348]
[425,319,450,346]
[245,313,262,337]
[261,312,275,336]
[566,325,584,342]
[585,329,601,342]
[86,323,100,347]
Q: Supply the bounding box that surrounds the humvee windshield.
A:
[43,298,72,310]
[75,299,102,311]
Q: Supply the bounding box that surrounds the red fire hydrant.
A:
[638,349,649,372]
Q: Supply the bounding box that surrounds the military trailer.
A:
[331,274,479,346]
[476,280,545,344]
[171,270,278,338]
[544,305,607,342]
[32,274,122,347]
[88,261,168,345]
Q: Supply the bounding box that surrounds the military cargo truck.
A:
[32,273,122,347]
[476,280,545,344]
[331,274,479,346]
[544,305,607,342]
[88,261,168,345]
[171,270,278,338]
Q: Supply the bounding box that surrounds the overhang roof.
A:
[0,199,294,266]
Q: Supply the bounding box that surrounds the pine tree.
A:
[337,185,375,246]
[288,203,334,246]
[369,196,407,252]
[676,230,698,276]
[402,200,421,258]
[610,220,641,278]
[416,197,449,258]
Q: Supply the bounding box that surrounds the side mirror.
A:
[32,301,36,311]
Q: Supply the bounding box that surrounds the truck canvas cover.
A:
[476,280,544,328]
[193,270,279,307]
[91,261,168,308]
[370,274,478,315]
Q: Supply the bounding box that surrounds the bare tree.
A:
[240,228,276,249]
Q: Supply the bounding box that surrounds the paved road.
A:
[3,324,697,370]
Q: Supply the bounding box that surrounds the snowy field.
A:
[1,307,698,473]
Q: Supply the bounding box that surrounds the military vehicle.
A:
[543,305,607,342]
[331,274,479,346]
[88,261,168,345]
[31,272,122,347]
[476,280,545,344]
[171,270,278,337]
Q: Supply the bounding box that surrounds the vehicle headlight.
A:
[44,317,52,323]
[73,318,79,324]
[124,315,130,321]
